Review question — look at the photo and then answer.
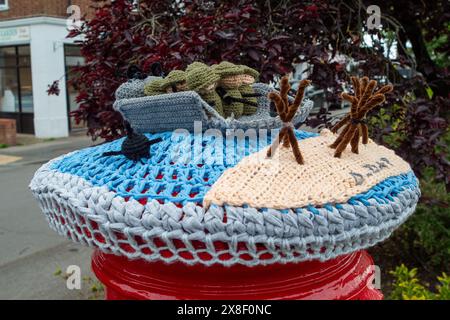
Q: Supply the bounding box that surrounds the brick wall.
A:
[0,118,16,146]
[0,0,96,21]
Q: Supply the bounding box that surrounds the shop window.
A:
[0,45,34,133]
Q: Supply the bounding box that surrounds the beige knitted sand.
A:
[203,129,412,209]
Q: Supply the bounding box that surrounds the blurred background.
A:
[0,0,448,300]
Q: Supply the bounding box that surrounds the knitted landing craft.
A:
[114,82,313,133]
[114,60,312,133]
[30,129,420,267]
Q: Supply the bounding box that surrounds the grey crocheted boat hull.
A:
[114,82,313,133]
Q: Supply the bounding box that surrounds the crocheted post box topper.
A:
[30,128,420,267]
[29,72,419,268]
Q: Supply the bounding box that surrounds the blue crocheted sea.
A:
[50,130,419,213]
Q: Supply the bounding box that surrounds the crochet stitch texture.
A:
[161,70,187,92]
[31,70,420,267]
[143,78,166,96]
[114,83,313,133]
[115,76,160,100]
[186,65,220,91]
[29,130,420,266]
[204,129,412,209]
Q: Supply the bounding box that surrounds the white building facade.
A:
[0,16,83,138]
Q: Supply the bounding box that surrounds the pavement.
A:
[0,133,103,300]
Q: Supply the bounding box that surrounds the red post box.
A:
[91,249,382,300]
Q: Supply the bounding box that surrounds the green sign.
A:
[0,26,30,43]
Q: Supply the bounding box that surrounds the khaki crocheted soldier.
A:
[143,78,166,96]
[239,65,260,115]
[212,62,245,118]
[186,64,224,116]
[160,70,188,93]
[185,61,208,73]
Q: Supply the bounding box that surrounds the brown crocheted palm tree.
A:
[267,76,311,164]
[330,76,393,158]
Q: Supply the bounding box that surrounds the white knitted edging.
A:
[29,156,420,267]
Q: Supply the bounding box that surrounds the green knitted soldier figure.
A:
[143,78,165,96]
[161,70,188,93]
[185,61,208,73]
[239,65,260,115]
[212,62,245,118]
[186,64,224,117]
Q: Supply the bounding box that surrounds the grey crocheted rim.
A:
[113,83,313,133]
[114,76,161,100]
[29,154,420,267]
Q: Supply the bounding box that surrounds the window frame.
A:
[0,0,9,12]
